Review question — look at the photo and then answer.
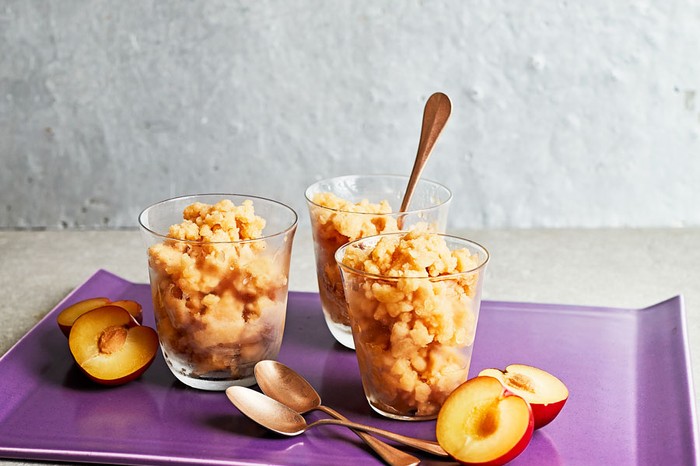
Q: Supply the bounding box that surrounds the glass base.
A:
[368,401,438,421]
[170,370,256,391]
[321,309,355,349]
[163,350,257,391]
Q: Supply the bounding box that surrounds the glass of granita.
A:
[305,175,451,349]
[336,230,488,420]
[138,194,297,391]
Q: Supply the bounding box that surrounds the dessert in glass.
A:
[336,230,488,420]
[305,174,451,349]
[138,194,297,390]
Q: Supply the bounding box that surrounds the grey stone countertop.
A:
[1,228,698,465]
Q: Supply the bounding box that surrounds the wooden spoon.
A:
[255,360,421,466]
[399,92,452,227]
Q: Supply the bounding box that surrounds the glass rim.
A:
[138,193,298,245]
[304,174,452,215]
[335,231,489,280]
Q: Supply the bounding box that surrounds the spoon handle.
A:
[318,405,420,466]
[308,417,449,457]
[399,92,452,216]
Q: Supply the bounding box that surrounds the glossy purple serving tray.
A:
[0,270,697,466]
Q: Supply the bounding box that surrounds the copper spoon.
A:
[226,385,448,457]
[255,360,420,466]
[398,92,452,228]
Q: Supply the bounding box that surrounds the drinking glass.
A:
[305,175,451,349]
[336,231,488,420]
[139,194,297,390]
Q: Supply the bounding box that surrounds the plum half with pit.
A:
[68,306,158,386]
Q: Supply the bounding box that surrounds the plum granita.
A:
[336,230,488,419]
[145,199,294,389]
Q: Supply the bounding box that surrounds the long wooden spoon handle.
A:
[318,405,420,466]
[399,92,452,215]
[309,417,449,457]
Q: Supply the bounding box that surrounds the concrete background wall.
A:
[1,0,699,230]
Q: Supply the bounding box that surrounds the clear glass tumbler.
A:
[305,175,451,349]
[336,231,489,420]
[138,194,298,390]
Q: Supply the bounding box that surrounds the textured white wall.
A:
[1,0,699,229]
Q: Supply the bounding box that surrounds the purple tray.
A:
[0,269,697,466]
